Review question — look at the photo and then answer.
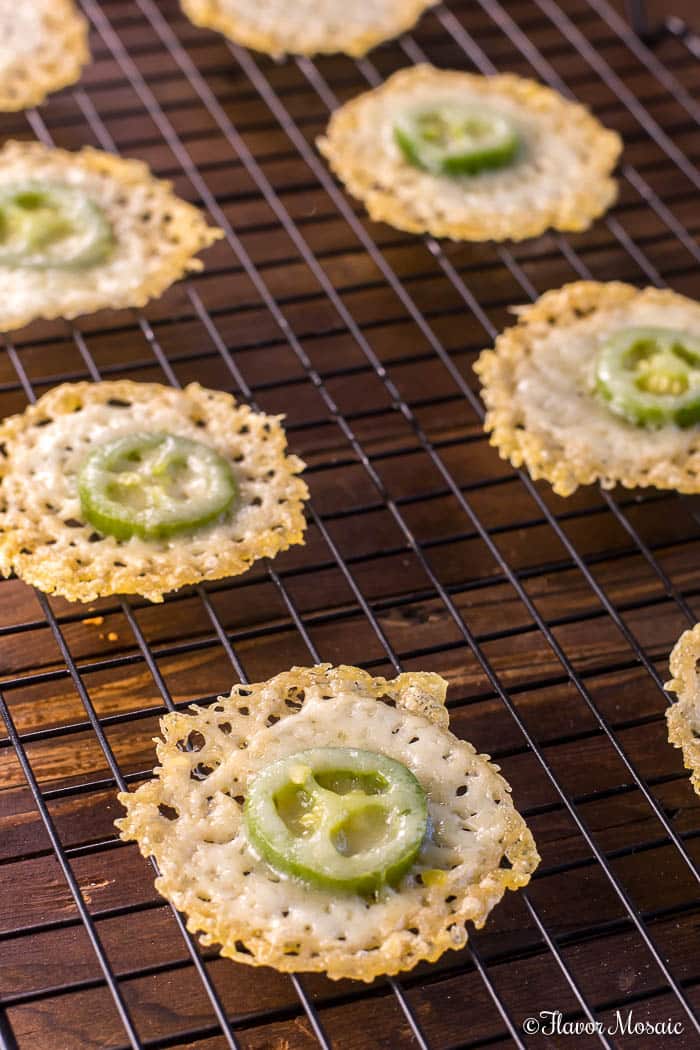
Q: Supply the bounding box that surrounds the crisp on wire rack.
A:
[1,0,699,1047]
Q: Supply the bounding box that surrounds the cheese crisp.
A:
[475,281,700,496]
[666,625,700,796]
[180,0,437,58]
[0,0,89,111]
[0,141,222,332]
[318,65,621,242]
[117,664,538,982]
[0,381,308,603]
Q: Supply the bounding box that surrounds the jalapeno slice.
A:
[394,103,520,177]
[0,182,114,270]
[595,326,700,428]
[78,432,238,541]
[244,747,428,894]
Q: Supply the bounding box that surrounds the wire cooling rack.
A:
[1,1,699,1047]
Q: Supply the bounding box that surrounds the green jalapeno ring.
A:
[0,182,114,270]
[244,747,429,895]
[394,102,521,177]
[78,432,238,542]
[595,326,700,429]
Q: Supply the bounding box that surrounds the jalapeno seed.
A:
[394,103,520,177]
[244,747,429,894]
[78,432,238,541]
[595,326,700,428]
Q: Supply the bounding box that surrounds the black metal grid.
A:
[1,0,699,1047]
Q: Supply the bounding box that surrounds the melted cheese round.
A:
[0,380,308,603]
[180,0,437,58]
[666,624,700,797]
[0,141,222,331]
[318,65,621,242]
[117,664,538,982]
[0,0,89,111]
[475,281,700,496]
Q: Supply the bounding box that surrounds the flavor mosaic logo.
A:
[522,1010,684,1038]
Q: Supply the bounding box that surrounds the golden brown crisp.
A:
[0,380,308,603]
[666,624,700,796]
[318,65,621,242]
[0,141,222,332]
[0,0,89,111]
[117,664,538,982]
[181,0,437,58]
[475,281,700,496]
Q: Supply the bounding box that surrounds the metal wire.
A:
[1,0,699,1047]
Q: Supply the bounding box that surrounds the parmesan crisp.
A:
[0,141,222,332]
[117,664,538,981]
[0,0,89,111]
[318,65,621,242]
[475,281,700,496]
[0,380,308,603]
[181,0,437,58]
[666,624,700,797]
